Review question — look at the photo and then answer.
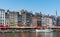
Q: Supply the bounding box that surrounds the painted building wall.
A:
[0,9,5,25]
[5,10,18,26]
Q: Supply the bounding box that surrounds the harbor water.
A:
[0,29,60,37]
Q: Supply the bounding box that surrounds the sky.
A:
[0,0,60,16]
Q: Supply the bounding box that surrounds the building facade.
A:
[5,10,18,26]
[20,10,32,26]
[18,13,22,26]
[46,16,53,26]
[57,16,60,26]
[42,15,53,26]
[42,15,46,26]
[31,15,37,26]
[0,9,59,26]
[50,16,57,26]
[0,9,5,26]
[5,12,9,25]
[35,12,42,26]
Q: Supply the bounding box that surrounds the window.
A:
[26,20,30,22]
[0,23,2,25]
[37,21,41,26]
[26,23,30,26]
[26,18,30,23]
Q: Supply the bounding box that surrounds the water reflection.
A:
[0,30,60,37]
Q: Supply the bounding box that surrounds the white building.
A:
[46,17,52,26]
[42,15,53,26]
[42,16,46,26]
[0,9,5,25]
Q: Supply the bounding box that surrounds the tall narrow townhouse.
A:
[35,12,42,26]
[31,14,37,26]
[5,11,9,26]
[0,9,5,26]
[18,12,22,26]
[42,14,47,26]
[45,15,53,26]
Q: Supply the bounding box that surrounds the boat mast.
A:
[56,10,57,25]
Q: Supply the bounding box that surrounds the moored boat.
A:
[36,29,53,32]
